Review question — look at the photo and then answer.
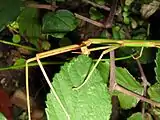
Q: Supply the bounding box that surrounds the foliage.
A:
[127,112,143,120]
[1,0,160,119]
[45,55,112,120]
[115,67,143,109]
[155,49,160,83]
[42,10,78,38]
[0,113,6,120]
[0,0,21,31]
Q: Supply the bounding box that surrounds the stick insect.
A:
[26,38,160,120]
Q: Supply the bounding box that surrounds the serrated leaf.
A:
[0,113,6,120]
[148,83,160,102]
[0,0,21,31]
[155,49,160,83]
[42,10,78,33]
[45,55,112,120]
[116,67,143,109]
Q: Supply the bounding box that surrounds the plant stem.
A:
[109,51,116,91]
[74,13,105,28]
[82,0,110,11]
[114,84,160,108]
[0,62,64,71]
[136,59,150,117]
[87,39,160,47]
[104,0,118,28]
[25,1,58,11]
[0,39,38,51]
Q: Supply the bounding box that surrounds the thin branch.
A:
[104,0,118,28]
[114,84,160,108]
[83,0,110,11]
[25,2,58,11]
[136,59,150,117]
[74,13,105,28]
[109,51,116,91]
[136,59,150,87]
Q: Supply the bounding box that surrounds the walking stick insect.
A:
[26,38,160,120]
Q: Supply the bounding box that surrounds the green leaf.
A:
[127,112,142,120]
[41,41,51,50]
[127,112,153,120]
[14,58,26,66]
[0,0,21,31]
[148,83,160,102]
[45,0,65,3]
[89,7,104,20]
[59,37,72,47]
[112,26,121,39]
[12,34,21,43]
[115,68,144,109]
[155,49,160,83]
[51,33,67,39]
[123,17,130,25]
[45,55,112,120]
[91,59,143,109]
[134,48,154,64]
[94,0,105,5]
[100,30,110,38]
[18,7,41,38]
[42,10,78,33]
[0,113,6,120]
[18,7,41,48]
[152,108,160,119]
[97,61,110,83]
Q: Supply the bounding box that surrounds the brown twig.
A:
[74,13,105,28]
[25,2,58,11]
[136,59,150,118]
[83,0,110,11]
[114,84,160,108]
[109,51,116,91]
[107,0,118,91]
[104,0,118,28]
[136,59,150,87]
